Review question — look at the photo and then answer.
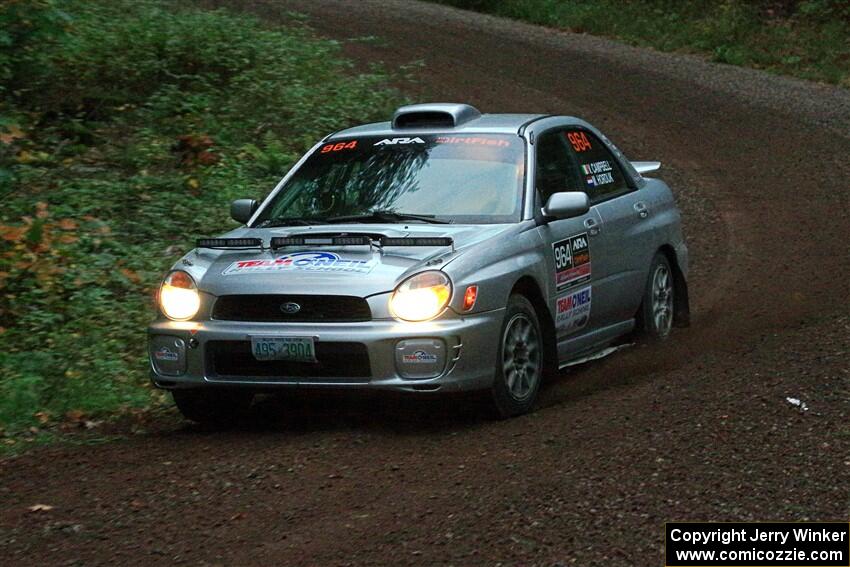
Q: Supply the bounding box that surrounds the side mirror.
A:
[541,192,590,220]
[230,199,259,224]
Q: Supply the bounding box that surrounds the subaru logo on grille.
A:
[280,302,301,314]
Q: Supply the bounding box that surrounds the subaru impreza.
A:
[149,103,689,422]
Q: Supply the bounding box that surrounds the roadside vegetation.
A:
[434,0,850,87]
[0,0,407,443]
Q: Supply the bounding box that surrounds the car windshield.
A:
[254,134,525,226]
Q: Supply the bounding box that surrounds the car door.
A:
[562,127,650,325]
[533,128,605,345]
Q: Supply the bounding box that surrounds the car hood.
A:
[190,223,515,297]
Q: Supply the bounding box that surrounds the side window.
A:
[564,129,630,200]
[535,129,581,206]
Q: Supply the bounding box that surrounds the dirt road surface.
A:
[2,2,849,565]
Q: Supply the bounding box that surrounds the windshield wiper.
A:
[327,211,451,225]
[257,217,329,228]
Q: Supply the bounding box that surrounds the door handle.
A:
[584,217,601,236]
[634,201,649,219]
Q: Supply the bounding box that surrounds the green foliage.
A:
[0,0,407,436]
[0,0,71,94]
[435,0,850,87]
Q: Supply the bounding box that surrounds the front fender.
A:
[443,224,549,316]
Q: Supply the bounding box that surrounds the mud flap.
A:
[672,263,690,328]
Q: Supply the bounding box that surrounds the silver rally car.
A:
[149,103,689,422]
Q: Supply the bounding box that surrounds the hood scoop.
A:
[392,103,482,129]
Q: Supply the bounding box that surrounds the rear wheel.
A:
[489,294,544,418]
[637,252,675,340]
[172,389,253,426]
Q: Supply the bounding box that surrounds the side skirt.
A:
[559,343,633,369]
[556,319,634,368]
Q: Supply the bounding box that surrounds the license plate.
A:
[250,336,316,362]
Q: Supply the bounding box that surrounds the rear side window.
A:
[564,129,630,200]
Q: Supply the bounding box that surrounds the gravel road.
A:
[2,1,849,565]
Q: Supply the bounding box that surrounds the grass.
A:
[432,0,850,87]
[0,0,409,440]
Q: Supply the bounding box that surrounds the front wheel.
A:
[489,294,544,418]
[172,389,253,426]
[637,252,675,340]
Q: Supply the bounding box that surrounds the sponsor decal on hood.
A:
[223,251,376,275]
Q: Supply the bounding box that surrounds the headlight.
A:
[159,270,200,321]
[389,270,452,322]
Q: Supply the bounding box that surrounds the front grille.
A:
[211,295,371,323]
[207,341,371,379]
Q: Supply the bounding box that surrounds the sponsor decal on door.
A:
[555,285,591,334]
[552,232,591,291]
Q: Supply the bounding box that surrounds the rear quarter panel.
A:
[641,177,686,267]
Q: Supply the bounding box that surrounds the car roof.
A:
[325,103,585,139]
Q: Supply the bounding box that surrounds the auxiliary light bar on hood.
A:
[195,234,454,250]
[270,234,454,250]
[196,238,263,249]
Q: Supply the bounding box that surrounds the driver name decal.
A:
[583,160,614,187]
[553,233,591,291]
[223,251,376,275]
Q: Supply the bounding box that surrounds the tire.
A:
[636,252,675,341]
[489,294,544,418]
[172,389,253,426]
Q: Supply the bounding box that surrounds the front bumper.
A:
[147,310,505,393]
